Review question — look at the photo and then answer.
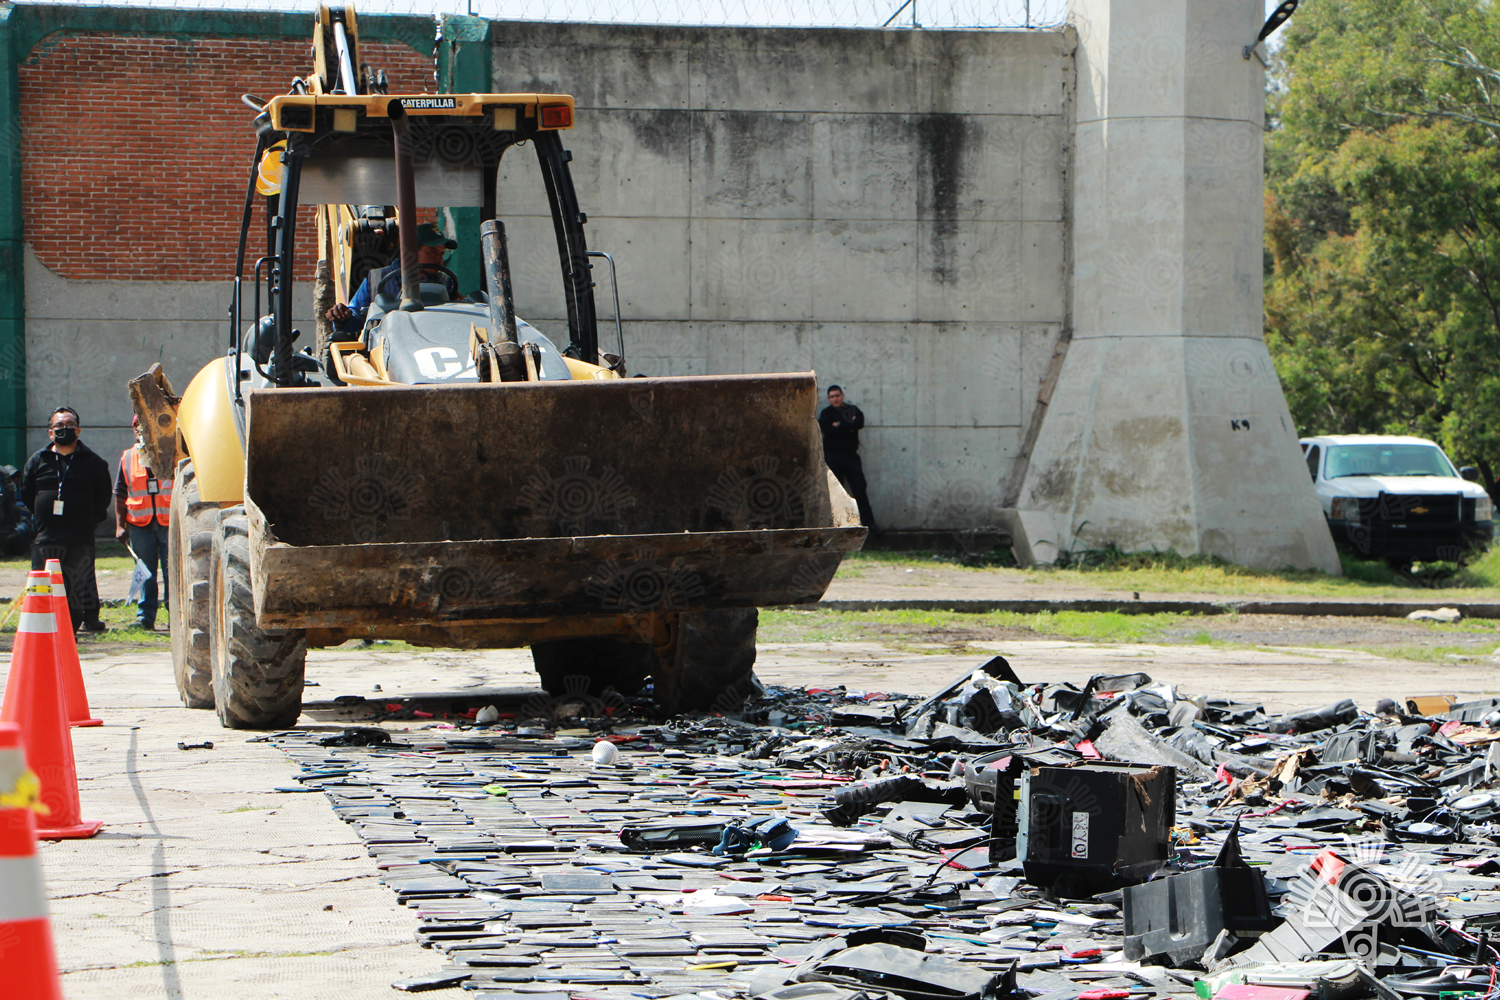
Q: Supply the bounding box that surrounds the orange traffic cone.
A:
[0,571,101,839]
[44,558,101,728]
[0,721,65,1000]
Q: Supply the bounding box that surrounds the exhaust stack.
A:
[481,219,525,382]
[388,99,422,313]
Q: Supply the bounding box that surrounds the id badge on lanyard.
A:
[53,453,72,516]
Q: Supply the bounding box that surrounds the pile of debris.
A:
[272,656,1500,998]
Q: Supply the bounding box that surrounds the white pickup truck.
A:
[1300,435,1493,564]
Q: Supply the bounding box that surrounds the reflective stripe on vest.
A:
[123,448,171,526]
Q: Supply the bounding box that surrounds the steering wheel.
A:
[423,265,461,298]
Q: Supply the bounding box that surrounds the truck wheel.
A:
[168,459,217,709]
[653,608,761,714]
[210,508,307,729]
[530,637,651,700]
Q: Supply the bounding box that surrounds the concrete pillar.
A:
[1011,0,1340,572]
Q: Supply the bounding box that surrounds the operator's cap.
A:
[416,223,457,250]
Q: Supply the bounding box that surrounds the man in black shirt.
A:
[818,385,880,533]
[20,407,113,632]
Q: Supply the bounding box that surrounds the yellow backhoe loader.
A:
[130,4,865,729]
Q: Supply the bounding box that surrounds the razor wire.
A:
[13,0,1069,31]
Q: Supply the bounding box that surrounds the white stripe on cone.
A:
[44,562,66,597]
[0,856,48,922]
[17,612,55,633]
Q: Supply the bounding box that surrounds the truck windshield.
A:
[1325,444,1457,479]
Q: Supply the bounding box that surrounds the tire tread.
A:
[211,509,307,729]
[169,461,218,709]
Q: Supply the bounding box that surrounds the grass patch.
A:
[92,602,171,642]
[759,608,1191,646]
[1352,644,1492,664]
[1020,609,1188,641]
[841,546,1500,600]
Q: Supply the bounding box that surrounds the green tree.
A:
[1266,0,1500,485]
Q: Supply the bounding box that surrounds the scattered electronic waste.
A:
[274,656,1500,998]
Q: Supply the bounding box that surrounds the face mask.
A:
[52,427,77,446]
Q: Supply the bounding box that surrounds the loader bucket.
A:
[242,373,865,631]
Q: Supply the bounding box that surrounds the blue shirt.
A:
[337,266,458,332]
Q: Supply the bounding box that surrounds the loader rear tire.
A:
[530,637,651,700]
[653,608,760,715]
[168,460,217,709]
[210,509,307,729]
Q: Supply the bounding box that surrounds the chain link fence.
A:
[11,0,1067,31]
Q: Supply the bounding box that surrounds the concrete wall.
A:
[487,23,1072,529]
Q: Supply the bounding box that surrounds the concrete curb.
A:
[798,598,1500,618]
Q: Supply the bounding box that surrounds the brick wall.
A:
[19,33,433,281]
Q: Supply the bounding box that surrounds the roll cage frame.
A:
[229,105,601,396]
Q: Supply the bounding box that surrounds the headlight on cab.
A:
[1330,497,1361,521]
[1477,495,1493,522]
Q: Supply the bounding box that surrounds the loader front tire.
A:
[168,459,217,709]
[210,509,307,729]
[652,608,760,715]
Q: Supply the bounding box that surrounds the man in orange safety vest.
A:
[113,416,172,630]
